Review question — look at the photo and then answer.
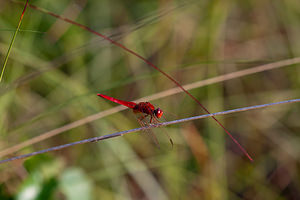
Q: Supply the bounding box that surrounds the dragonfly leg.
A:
[138,114,148,122]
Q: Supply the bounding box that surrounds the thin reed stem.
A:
[0,98,299,165]
[0,0,28,83]
[1,57,299,158]
[11,1,253,160]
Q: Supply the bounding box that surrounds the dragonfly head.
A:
[154,108,163,118]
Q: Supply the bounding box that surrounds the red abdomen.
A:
[97,94,136,108]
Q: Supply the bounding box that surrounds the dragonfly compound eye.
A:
[154,108,163,118]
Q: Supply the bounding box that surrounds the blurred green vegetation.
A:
[1,0,300,199]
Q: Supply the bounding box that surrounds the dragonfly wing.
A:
[136,115,160,148]
[152,116,174,148]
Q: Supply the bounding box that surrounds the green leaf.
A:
[60,168,92,200]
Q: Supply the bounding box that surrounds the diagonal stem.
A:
[0,98,299,165]
[25,2,253,160]
[0,0,29,83]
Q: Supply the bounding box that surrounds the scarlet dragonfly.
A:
[97,94,173,146]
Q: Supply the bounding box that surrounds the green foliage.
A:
[1,0,300,199]
[60,168,92,200]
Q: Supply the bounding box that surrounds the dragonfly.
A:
[97,93,173,146]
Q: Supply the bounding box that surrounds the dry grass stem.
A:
[0,98,299,164]
[0,57,299,157]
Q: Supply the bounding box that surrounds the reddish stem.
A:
[27,3,253,161]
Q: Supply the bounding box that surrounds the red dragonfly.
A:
[97,93,173,146]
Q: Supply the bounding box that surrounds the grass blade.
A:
[0,0,29,83]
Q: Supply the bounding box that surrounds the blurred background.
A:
[1,0,300,199]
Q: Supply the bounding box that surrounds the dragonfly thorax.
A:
[133,102,163,118]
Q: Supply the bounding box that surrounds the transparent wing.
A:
[152,116,173,148]
[136,115,161,148]
[135,114,173,148]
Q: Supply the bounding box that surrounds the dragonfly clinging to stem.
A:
[97,93,173,146]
